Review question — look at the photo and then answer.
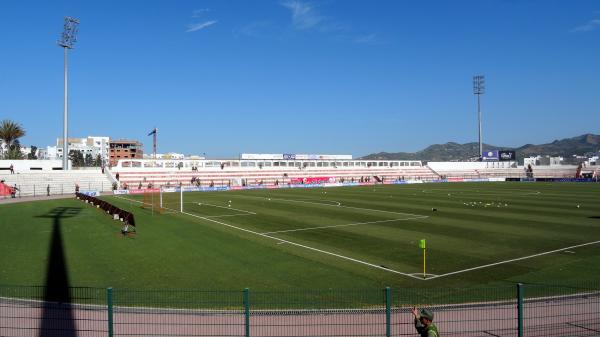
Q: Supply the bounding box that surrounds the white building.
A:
[56,136,110,163]
[38,146,59,160]
[144,153,190,160]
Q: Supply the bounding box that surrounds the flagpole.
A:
[423,248,426,279]
[419,239,427,279]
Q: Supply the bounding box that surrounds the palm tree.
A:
[0,120,26,159]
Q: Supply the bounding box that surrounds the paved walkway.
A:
[0,194,76,204]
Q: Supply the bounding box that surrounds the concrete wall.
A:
[428,161,516,171]
[0,160,68,172]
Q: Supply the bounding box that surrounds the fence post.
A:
[385,287,391,337]
[107,287,114,337]
[244,288,250,337]
[517,283,524,337]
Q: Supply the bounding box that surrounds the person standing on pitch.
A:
[411,307,439,337]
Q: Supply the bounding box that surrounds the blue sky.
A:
[1,1,599,158]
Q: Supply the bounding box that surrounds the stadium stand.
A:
[112,167,441,188]
[110,159,440,188]
[0,170,114,197]
[427,161,525,179]
[530,165,580,178]
[109,158,596,189]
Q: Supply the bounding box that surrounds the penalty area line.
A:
[426,240,600,281]
[261,216,428,235]
[179,210,425,281]
[189,202,257,215]
[233,194,426,218]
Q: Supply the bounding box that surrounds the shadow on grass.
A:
[589,216,600,219]
[36,207,81,337]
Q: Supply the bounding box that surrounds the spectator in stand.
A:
[75,184,80,193]
[46,184,50,196]
[138,182,142,189]
[116,172,120,181]
[101,165,105,174]
[11,184,18,198]
[10,164,14,174]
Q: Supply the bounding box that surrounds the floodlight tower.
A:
[58,17,80,170]
[473,75,485,160]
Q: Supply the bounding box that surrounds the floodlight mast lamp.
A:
[473,75,485,160]
[58,17,79,170]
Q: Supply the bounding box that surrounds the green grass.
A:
[1,182,600,294]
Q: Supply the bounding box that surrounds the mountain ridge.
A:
[360,134,600,162]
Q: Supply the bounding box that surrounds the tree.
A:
[93,154,102,167]
[84,153,93,167]
[27,146,38,160]
[6,140,24,159]
[0,120,26,159]
[69,150,84,167]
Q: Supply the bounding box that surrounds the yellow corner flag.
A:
[419,239,426,279]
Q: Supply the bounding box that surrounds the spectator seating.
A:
[112,166,440,189]
[0,170,114,197]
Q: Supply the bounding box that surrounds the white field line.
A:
[114,195,424,280]
[408,273,439,278]
[232,195,425,218]
[425,240,600,281]
[115,195,256,218]
[178,209,426,281]
[234,195,343,207]
[204,213,256,218]
[186,201,257,215]
[261,216,428,235]
[114,194,599,282]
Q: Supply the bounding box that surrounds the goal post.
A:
[141,189,164,214]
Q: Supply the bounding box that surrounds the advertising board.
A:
[79,190,100,197]
[499,150,516,161]
[482,150,499,161]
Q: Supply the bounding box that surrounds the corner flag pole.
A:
[419,239,426,279]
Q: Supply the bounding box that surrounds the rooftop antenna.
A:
[473,75,485,161]
[58,17,80,170]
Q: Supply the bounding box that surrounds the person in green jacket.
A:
[411,307,439,337]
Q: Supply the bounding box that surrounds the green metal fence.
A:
[1,283,599,336]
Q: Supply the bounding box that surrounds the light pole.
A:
[58,17,79,170]
[473,75,485,160]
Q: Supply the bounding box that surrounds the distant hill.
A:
[360,134,600,162]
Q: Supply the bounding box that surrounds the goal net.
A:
[160,186,248,218]
[141,191,164,214]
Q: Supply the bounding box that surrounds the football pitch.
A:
[1,182,600,291]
